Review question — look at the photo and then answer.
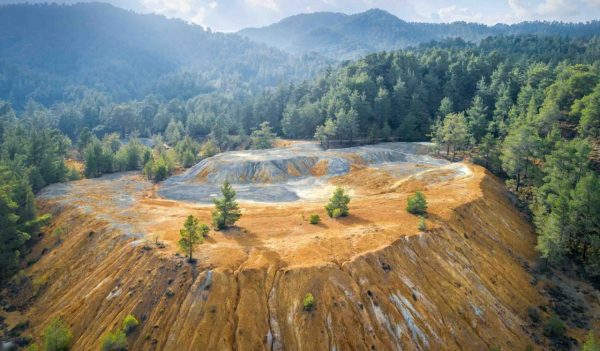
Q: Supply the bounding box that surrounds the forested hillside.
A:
[0,3,328,109]
[247,35,600,279]
[239,9,600,59]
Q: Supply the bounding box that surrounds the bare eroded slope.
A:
[7,143,547,350]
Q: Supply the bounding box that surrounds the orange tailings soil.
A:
[3,163,568,350]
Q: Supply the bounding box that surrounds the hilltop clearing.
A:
[0,142,597,350]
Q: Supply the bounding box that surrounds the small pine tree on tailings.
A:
[212,181,242,229]
[407,191,428,215]
[325,187,350,218]
[179,215,208,262]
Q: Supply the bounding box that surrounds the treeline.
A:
[0,101,76,283]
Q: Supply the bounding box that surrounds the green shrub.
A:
[26,344,39,351]
[418,216,427,231]
[583,331,600,351]
[325,187,350,218]
[122,314,139,335]
[42,318,73,351]
[543,314,566,338]
[101,329,128,351]
[303,293,315,311]
[407,191,427,215]
[309,214,320,224]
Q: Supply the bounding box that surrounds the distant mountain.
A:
[239,9,600,59]
[0,3,328,108]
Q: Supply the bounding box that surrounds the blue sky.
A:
[2,0,599,31]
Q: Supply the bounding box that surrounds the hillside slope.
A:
[238,9,600,59]
[2,158,551,350]
[0,3,327,108]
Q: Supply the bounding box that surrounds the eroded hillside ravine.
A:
[11,142,543,350]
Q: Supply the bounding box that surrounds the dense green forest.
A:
[239,8,600,59]
[0,3,329,109]
[1,6,600,287]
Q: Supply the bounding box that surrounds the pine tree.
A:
[569,172,600,265]
[491,84,512,137]
[315,118,337,149]
[178,215,208,262]
[374,87,392,127]
[441,112,470,161]
[436,97,454,122]
[250,121,276,149]
[325,187,350,218]
[500,123,540,192]
[534,138,591,265]
[407,191,427,215]
[335,108,360,145]
[43,318,73,351]
[466,96,488,142]
[212,181,242,229]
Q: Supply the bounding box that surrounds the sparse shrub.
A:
[100,329,127,351]
[303,293,315,311]
[42,318,73,351]
[527,306,541,323]
[544,314,566,338]
[122,314,139,335]
[407,191,427,215]
[309,214,320,225]
[418,216,427,231]
[325,187,350,218]
[583,331,600,351]
[52,226,65,243]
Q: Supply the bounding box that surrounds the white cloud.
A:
[209,1,218,9]
[244,0,279,11]
[141,0,207,26]
[508,0,594,20]
[436,5,484,23]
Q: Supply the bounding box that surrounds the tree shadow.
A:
[328,213,373,226]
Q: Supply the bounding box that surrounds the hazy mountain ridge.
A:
[239,8,600,59]
[0,2,329,108]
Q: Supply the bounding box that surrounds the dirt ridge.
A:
[5,165,549,350]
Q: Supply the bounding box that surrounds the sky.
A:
[1,0,599,32]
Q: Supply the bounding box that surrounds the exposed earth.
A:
[2,142,598,350]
